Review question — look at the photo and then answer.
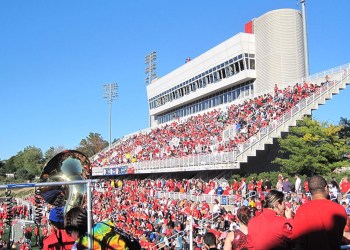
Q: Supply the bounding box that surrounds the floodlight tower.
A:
[145,51,157,85]
[301,0,309,78]
[103,83,118,147]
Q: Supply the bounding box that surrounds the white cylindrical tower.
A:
[254,9,306,94]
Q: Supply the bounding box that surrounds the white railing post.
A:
[189,215,193,250]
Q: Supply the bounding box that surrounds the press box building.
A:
[146,9,306,128]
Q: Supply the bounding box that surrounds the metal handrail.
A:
[236,66,350,158]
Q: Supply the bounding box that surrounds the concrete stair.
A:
[236,66,350,166]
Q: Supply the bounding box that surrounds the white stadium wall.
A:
[253,9,305,94]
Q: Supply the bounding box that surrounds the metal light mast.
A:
[103,83,118,147]
[301,0,310,78]
[145,51,157,85]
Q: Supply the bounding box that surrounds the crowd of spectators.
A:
[82,174,350,249]
[2,78,341,249]
[91,82,321,168]
[2,172,349,249]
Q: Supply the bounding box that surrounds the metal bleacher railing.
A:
[155,190,258,206]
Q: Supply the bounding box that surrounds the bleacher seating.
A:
[91,82,320,169]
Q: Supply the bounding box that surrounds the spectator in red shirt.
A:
[248,190,293,250]
[303,177,310,193]
[292,175,347,250]
[43,207,75,250]
[201,200,210,212]
[247,180,255,195]
[340,176,350,195]
[232,179,239,194]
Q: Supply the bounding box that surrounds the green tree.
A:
[3,146,44,179]
[339,117,350,140]
[0,160,5,177]
[76,132,109,157]
[16,168,35,181]
[273,117,350,175]
[3,155,21,174]
[44,146,66,162]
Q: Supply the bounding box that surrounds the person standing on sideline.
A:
[292,175,347,250]
[295,175,302,194]
[283,177,293,193]
[239,178,247,199]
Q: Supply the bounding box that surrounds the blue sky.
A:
[0,1,349,160]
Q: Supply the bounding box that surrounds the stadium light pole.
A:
[145,51,157,127]
[301,0,310,78]
[145,51,157,85]
[103,83,118,147]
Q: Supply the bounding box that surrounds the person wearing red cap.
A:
[43,207,75,250]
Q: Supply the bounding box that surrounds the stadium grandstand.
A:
[90,8,350,179]
[3,7,350,250]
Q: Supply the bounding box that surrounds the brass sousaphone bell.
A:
[40,150,91,213]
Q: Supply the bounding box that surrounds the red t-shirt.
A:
[248,209,293,250]
[303,180,309,192]
[232,181,239,191]
[247,183,255,191]
[341,181,350,194]
[43,229,75,250]
[256,181,263,192]
[292,199,347,250]
[201,202,209,211]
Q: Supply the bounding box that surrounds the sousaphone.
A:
[40,150,91,213]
